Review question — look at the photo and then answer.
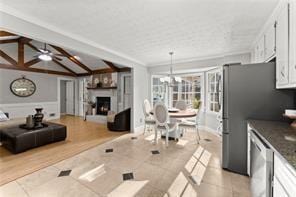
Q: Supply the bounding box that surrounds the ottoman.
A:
[0,122,67,154]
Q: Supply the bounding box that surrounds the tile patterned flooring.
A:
[0,129,251,197]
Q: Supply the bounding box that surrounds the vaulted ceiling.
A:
[1,0,279,66]
[0,31,129,76]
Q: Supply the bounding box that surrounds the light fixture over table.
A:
[160,52,182,85]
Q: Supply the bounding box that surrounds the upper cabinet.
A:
[289,0,296,85]
[252,0,296,89]
[265,24,276,60]
[253,24,276,64]
[276,3,289,87]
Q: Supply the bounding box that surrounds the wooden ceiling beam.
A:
[0,63,76,77]
[0,50,17,66]
[119,67,132,72]
[76,67,131,77]
[52,59,77,76]
[50,45,92,74]
[19,37,32,44]
[18,41,25,66]
[24,58,41,67]
[0,31,16,37]
[77,68,113,77]
[0,38,19,44]
[102,60,119,72]
[26,42,40,52]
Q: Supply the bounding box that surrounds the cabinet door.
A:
[258,36,265,62]
[290,1,296,84]
[254,46,259,63]
[265,23,276,60]
[276,4,289,87]
[273,176,288,197]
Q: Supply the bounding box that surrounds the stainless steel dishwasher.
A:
[249,129,273,197]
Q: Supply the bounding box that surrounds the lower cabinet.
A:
[273,176,288,197]
[273,154,296,197]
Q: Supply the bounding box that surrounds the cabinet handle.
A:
[281,66,285,77]
[281,71,285,77]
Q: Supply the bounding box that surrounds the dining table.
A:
[150,109,197,118]
[150,109,198,139]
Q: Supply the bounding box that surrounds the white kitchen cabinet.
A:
[254,36,265,63]
[264,23,276,61]
[276,3,289,87]
[273,154,296,197]
[258,36,265,63]
[273,176,288,197]
[289,0,296,84]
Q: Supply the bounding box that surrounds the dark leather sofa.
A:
[0,122,67,154]
[107,108,131,131]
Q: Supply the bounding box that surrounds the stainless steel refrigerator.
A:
[222,62,295,175]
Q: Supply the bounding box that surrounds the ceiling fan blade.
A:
[53,56,63,61]
[54,53,66,57]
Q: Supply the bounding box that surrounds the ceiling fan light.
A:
[73,55,81,60]
[38,54,52,61]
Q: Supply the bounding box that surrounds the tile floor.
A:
[0,129,251,197]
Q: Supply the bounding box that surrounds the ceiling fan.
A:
[34,43,65,61]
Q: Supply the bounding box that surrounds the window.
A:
[207,71,222,113]
[172,75,202,107]
[151,74,203,108]
[151,76,166,106]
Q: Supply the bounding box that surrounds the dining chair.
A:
[153,102,178,147]
[142,99,156,134]
[178,102,202,144]
[175,100,187,110]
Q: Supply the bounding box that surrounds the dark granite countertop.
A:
[248,120,296,171]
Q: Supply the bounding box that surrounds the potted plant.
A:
[192,98,201,111]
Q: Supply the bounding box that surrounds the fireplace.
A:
[96,97,111,115]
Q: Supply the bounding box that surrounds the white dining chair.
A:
[142,99,156,134]
[153,102,178,147]
[175,100,187,110]
[178,102,202,144]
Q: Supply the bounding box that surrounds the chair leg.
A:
[166,130,169,147]
[154,126,158,144]
[143,123,147,135]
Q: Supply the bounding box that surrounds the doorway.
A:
[59,79,75,116]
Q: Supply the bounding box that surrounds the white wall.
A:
[132,66,149,132]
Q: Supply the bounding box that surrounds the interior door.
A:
[66,81,75,115]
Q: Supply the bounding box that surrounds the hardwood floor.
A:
[0,115,127,186]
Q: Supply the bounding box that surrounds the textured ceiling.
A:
[1,0,278,66]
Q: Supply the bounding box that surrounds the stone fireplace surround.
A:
[86,89,118,123]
